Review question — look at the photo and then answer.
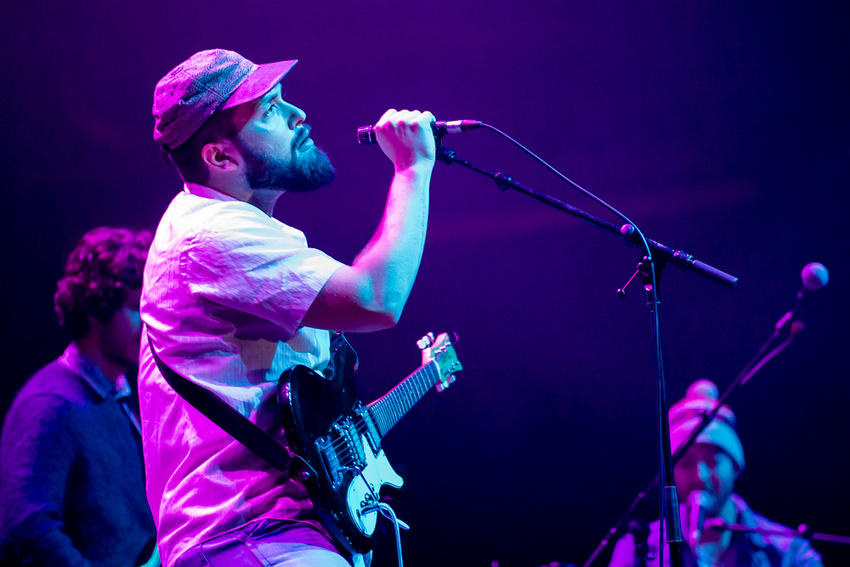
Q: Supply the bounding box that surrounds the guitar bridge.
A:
[315,415,367,490]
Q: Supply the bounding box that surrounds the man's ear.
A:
[200,140,240,172]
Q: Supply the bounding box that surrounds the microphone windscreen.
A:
[801,262,829,291]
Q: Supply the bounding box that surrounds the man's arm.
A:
[302,108,436,332]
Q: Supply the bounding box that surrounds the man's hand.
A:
[372,109,437,172]
[301,109,435,333]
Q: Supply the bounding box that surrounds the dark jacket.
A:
[0,354,156,566]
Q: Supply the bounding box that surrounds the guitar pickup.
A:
[315,436,343,490]
[355,405,381,453]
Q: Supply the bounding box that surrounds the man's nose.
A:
[286,103,307,129]
[696,461,712,487]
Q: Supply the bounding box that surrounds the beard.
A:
[235,132,336,193]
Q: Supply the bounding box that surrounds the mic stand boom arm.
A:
[435,145,738,288]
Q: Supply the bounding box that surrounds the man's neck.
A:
[245,188,284,216]
[191,181,284,216]
[75,336,124,382]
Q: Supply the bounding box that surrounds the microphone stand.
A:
[578,286,815,566]
[434,143,738,567]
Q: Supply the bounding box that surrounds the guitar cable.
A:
[356,466,409,567]
[378,502,406,567]
[358,501,406,567]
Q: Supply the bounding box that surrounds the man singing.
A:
[140,49,436,567]
[608,379,823,567]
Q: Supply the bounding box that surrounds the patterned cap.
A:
[153,49,296,150]
[670,379,745,472]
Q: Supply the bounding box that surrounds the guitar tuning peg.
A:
[436,374,456,393]
[416,332,435,350]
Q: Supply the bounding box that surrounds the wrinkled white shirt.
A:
[139,184,343,566]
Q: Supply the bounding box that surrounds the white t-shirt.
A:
[139,184,343,566]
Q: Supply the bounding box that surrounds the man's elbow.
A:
[309,268,413,331]
[354,278,409,328]
[361,302,403,331]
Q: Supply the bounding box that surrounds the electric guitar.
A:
[278,332,462,555]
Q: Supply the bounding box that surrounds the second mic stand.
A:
[435,143,738,567]
[581,288,815,567]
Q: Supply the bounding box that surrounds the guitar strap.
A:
[147,337,293,475]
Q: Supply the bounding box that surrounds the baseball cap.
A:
[153,49,297,151]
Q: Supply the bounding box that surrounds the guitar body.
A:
[278,331,462,555]
[278,334,403,554]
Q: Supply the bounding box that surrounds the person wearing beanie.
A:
[139,49,437,567]
[0,227,158,566]
[608,379,824,567]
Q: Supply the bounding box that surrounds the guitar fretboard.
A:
[366,361,441,438]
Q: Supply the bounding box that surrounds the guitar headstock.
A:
[417,332,463,392]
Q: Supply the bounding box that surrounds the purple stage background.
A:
[2,2,848,566]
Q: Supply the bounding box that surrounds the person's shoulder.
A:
[609,519,660,567]
[740,496,793,537]
[9,361,88,411]
[193,206,308,256]
[2,361,87,436]
[161,186,257,227]
[609,531,637,567]
[190,197,284,239]
[746,506,824,566]
[20,360,83,396]
[153,192,262,258]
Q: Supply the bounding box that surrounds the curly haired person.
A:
[0,227,158,567]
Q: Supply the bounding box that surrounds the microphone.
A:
[688,490,710,549]
[800,262,830,295]
[774,262,830,331]
[356,120,484,145]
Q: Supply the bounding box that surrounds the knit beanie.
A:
[669,379,745,473]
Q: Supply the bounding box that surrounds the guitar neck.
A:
[366,361,442,439]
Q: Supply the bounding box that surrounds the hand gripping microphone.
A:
[356,120,483,145]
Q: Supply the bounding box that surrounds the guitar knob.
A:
[301,471,312,481]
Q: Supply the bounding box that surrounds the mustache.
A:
[293,124,312,148]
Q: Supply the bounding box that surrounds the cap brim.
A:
[223,59,297,109]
